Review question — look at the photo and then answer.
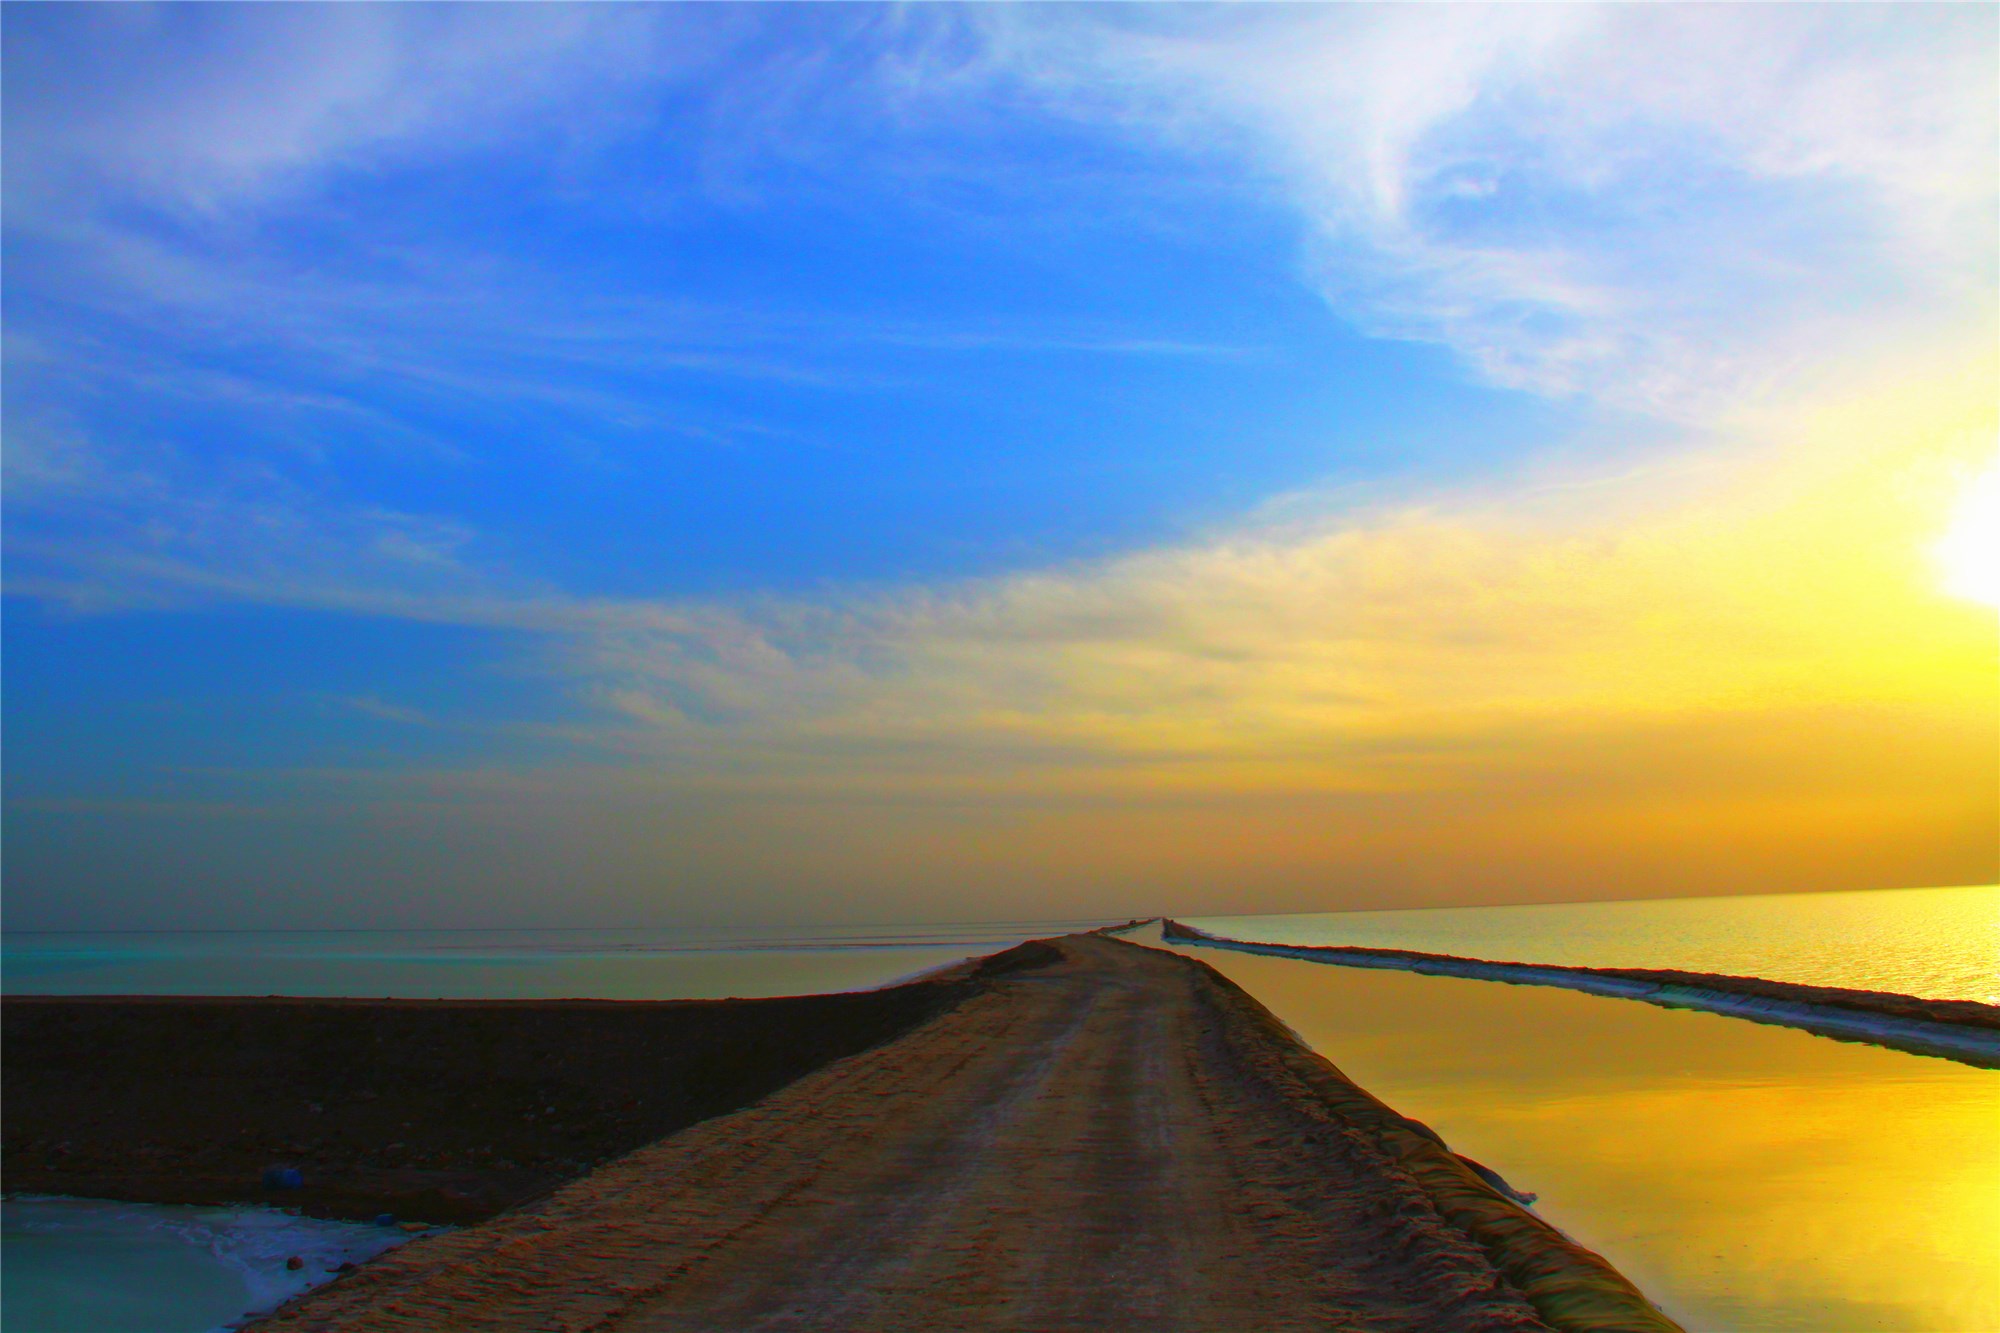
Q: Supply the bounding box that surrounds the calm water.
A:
[0,919,1110,1001]
[1191,884,2000,1004]
[1,1197,419,1333]
[1141,923,2000,1333]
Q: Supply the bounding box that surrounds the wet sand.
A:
[250,935,1677,1332]
[1161,919,2000,1067]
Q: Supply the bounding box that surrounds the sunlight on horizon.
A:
[1936,455,2000,607]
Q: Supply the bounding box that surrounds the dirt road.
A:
[255,935,1678,1333]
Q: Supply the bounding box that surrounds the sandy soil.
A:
[253,936,1677,1333]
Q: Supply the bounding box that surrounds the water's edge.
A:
[1159,920,2000,1069]
[1160,939,1683,1333]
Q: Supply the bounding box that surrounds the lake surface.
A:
[1141,923,2000,1333]
[1191,883,1999,1003]
[1,1197,419,1333]
[0,918,1110,1001]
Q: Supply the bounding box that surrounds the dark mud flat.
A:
[249,936,1679,1333]
[2,978,966,1224]
[1161,918,2000,1067]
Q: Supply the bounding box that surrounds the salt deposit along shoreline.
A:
[232,933,1676,1332]
[1160,919,2000,1068]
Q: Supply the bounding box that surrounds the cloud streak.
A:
[2,4,708,224]
[5,6,1993,924]
[570,372,1993,763]
[955,5,1996,417]
[58,376,1988,924]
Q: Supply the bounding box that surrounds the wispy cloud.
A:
[6,3,1261,614]
[343,696,437,728]
[10,4,1989,660]
[563,371,1994,776]
[59,371,1985,917]
[8,229,1246,471]
[2,4,711,225]
[5,5,1992,922]
[948,5,1996,418]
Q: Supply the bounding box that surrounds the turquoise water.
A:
[1191,884,1999,1004]
[0,919,1109,1001]
[1,1197,420,1333]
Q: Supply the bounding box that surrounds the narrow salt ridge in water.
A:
[1164,919,2000,1068]
[1186,884,2000,1004]
[0,1196,428,1333]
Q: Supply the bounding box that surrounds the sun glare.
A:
[1935,458,2000,608]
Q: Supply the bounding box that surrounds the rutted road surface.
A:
[255,935,1678,1333]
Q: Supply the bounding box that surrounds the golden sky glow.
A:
[473,360,1996,920]
[6,5,1993,927]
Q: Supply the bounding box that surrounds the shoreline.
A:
[1160,919,2000,1068]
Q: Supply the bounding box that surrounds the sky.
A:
[4,3,1995,931]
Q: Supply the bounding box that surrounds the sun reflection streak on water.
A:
[1189,885,2000,1005]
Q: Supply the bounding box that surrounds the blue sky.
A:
[5,4,1994,929]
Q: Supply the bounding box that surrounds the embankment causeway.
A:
[6,935,1683,1331]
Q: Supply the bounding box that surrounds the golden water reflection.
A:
[1151,936,2000,1332]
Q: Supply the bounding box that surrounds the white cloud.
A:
[954,4,1996,418]
[7,5,1992,701]
[13,4,1988,430]
[2,5,711,226]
